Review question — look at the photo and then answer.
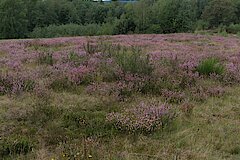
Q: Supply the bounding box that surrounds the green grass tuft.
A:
[196,57,225,75]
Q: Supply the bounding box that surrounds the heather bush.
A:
[0,72,35,95]
[161,90,186,104]
[224,60,240,84]
[196,58,224,76]
[190,85,225,102]
[106,102,173,133]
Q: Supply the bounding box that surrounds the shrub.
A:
[0,72,35,95]
[106,102,173,133]
[226,24,240,34]
[114,47,153,76]
[29,23,115,38]
[195,20,209,31]
[196,58,224,76]
[161,90,186,104]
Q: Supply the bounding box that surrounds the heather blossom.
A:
[106,102,173,133]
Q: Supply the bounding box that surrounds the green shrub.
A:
[196,58,224,75]
[195,20,209,31]
[226,24,240,34]
[29,23,115,38]
[114,47,153,76]
[237,32,240,37]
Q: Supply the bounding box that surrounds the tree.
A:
[201,0,237,28]
[0,0,28,39]
[132,0,152,33]
[156,0,197,33]
[233,0,240,23]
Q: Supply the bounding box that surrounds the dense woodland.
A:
[0,0,240,39]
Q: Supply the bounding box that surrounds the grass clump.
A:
[0,136,34,157]
[62,109,116,137]
[196,57,224,75]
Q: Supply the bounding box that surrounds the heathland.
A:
[0,34,240,159]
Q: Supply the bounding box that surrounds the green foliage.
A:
[226,24,240,34]
[237,32,240,37]
[196,58,225,75]
[195,20,209,31]
[155,0,197,33]
[0,136,33,157]
[0,0,28,39]
[62,110,116,137]
[114,47,153,75]
[1,0,240,39]
[29,23,117,38]
[201,0,237,28]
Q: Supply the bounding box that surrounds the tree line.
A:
[0,0,240,39]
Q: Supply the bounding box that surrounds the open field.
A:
[0,33,240,160]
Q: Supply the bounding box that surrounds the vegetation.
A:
[196,58,225,76]
[0,34,240,159]
[1,0,240,39]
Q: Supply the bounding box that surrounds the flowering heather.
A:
[0,71,35,95]
[1,34,240,159]
[0,34,239,98]
[106,102,173,133]
[161,90,186,104]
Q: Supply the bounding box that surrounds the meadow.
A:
[0,33,240,160]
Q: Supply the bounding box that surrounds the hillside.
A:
[0,34,240,160]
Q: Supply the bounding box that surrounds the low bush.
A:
[0,72,35,95]
[113,47,154,76]
[226,24,240,34]
[106,102,174,133]
[196,58,224,76]
[29,23,116,38]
